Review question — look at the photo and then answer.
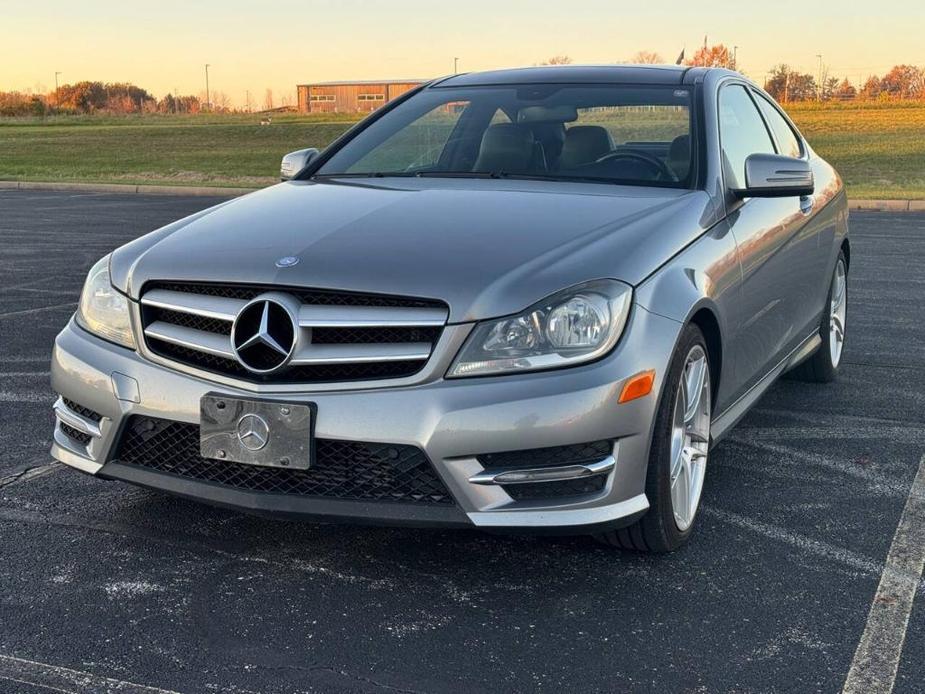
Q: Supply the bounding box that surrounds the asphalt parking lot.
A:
[1,189,923,694]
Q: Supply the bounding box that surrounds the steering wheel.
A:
[594,150,676,181]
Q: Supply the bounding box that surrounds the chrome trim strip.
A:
[786,332,823,370]
[141,289,245,322]
[468,455,615,485]
[711,331,821,443]
[468,493,650,528]
[290,342,432,365]
[144,321,235,359]
[53,396,102,438]
[297,304,448,328]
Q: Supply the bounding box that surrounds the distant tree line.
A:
[0,81,204,117]
[624,45,925,102]
[762,63,925,102]
[671,44,924,102]
[3,54,925,117]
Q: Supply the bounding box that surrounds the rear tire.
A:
[787,250,847,383]
[595,323,711,553]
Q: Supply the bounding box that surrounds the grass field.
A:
[0,104,923,198]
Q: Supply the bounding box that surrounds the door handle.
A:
[799,195,814,215]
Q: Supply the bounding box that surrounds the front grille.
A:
[60,422,92,446]
[140,281,448,384]
[113,416,455,506]
[154,307,231,336]
[150,282,442,308]
[144,341,429,383]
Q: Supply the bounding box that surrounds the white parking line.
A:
[0,371,51,377]
[0,302,75,319]
[702,506,899,580]
[723,438,913,498]
[0,654,180,694]
[5,286,77,296]
[843,453,925,694]
[0,392,51,403]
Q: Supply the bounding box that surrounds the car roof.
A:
[433,65,713,88]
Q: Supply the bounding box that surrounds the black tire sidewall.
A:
[813,250,848,380]
[643,323,710,550]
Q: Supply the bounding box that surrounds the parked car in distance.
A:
[51,65,848,551]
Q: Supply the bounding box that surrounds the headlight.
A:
[76,255,136,349]
[448,280,632,377]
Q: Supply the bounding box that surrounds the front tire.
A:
[596,324,712,552]
[787,250,847,383]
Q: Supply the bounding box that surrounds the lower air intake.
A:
[113,416,455,506]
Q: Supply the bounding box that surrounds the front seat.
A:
[668,134,691,180]
[558,126,614,170]
[472,123,539,173]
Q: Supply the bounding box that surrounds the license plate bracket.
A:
[200,394,315,470]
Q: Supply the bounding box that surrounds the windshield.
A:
[315,84,693,187]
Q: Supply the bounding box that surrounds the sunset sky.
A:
[3,0,923,107]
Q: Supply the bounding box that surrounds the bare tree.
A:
[685,44,733,68]
[629,51,664,64]
[264,88,274,110]
[542,55,573,66]
[212,91,232,111]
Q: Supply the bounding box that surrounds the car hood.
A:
[112,178,716,322]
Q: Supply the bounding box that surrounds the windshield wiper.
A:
[312,171,653,186]
[313,171,499,180]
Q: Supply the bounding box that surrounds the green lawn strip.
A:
[1,104,923,199]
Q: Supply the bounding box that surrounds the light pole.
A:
[816,54,823,100]
[732,46,738,70]
[54,71,61,107]
[454,57,459,74]
[204,63,211,110]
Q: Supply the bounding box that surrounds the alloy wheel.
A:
[829,259,847,367]
[669,345,711,532]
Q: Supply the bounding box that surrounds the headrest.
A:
[668,134,691,178]
[559,126,614,169]
[473,123,536,173]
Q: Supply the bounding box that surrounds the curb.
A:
[1,180,923,210]
[850,199,924,212]
[0,180,257,197]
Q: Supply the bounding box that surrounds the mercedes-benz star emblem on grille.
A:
[231,297,297,373]
[275,256,300,268]
[236,413,270,451]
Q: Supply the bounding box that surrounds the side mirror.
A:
[735,153,814,198]
[280,148,320,181]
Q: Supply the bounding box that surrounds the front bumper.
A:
[50,305,682,532]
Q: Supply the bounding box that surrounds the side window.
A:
[754,94,802,158]
[718,85,775,190]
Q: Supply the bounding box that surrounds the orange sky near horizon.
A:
[2,0,923,107]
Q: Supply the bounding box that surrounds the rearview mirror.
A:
[736,153,814,198]
[280,148,320,181]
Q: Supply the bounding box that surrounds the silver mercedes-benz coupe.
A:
[51,65,848,551]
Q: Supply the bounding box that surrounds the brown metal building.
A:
[297,80,425,114]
